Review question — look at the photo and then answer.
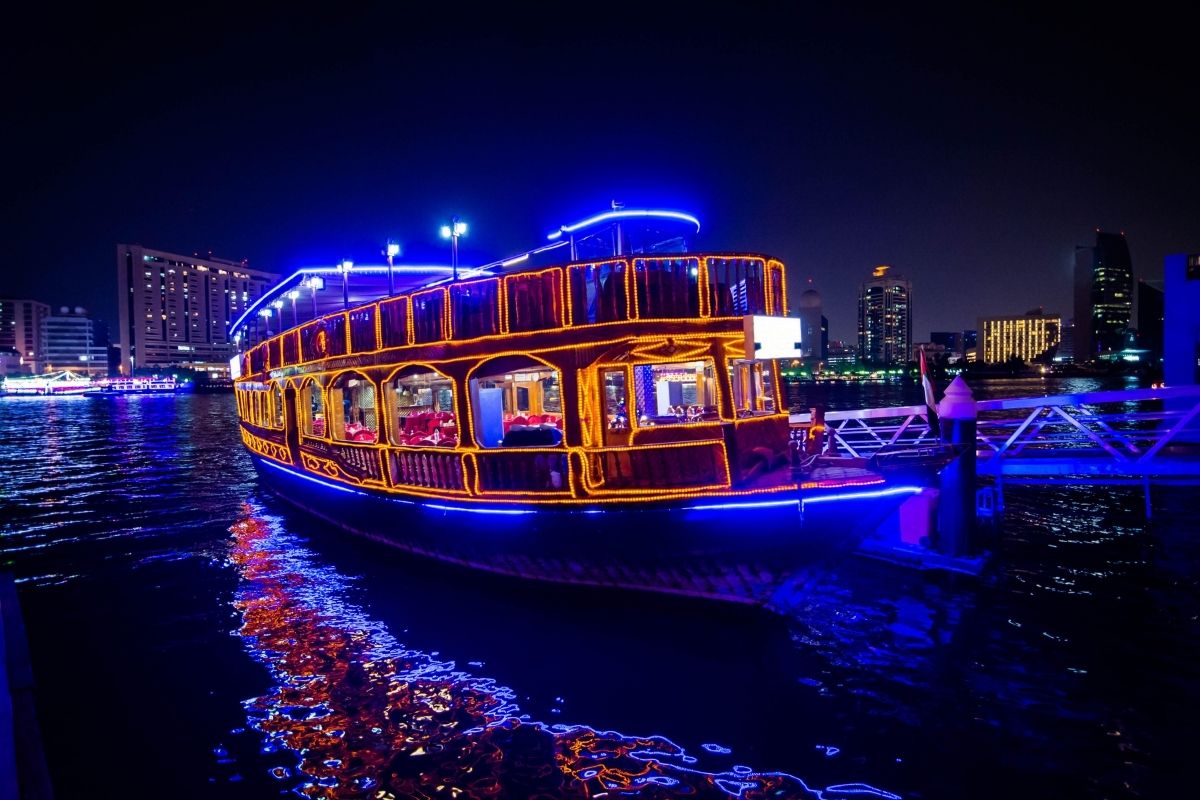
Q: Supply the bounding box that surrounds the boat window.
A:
[568,261,627,325]
[387,368,458,447]
[300,381,326,437]
[348,305,377,353]
[327,314,349,356]
[633,360,719,426]
[282,330,299,364]
[506,270,563,333]
[633,258,700,319]
[707,258,767,317]
[270,382,284,428]
[471,365,563,448]
[249,343,266,374]
[379,297,410,348]
[767,262,786,316]
[602,368,629,434]
[728,359,778,417]
[412,290,446,344]
[450,279,500,339]
[329,373,378,443]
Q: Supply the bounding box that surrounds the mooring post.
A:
[937,376,977,557]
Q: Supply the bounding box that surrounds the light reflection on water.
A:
[229,505,898,799]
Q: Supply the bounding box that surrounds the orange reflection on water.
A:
[229,506,843,799]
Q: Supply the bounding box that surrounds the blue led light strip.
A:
[800,485,923,507]
[547,209,701,241]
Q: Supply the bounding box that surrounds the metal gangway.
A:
[790,384,1200,488]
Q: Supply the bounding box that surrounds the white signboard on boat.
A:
[229,354,243,380]
[743,315,803,360]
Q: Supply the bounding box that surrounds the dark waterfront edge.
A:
[0,572,54,799]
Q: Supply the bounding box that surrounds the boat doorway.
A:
[283,384,301,463]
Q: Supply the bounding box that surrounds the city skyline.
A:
[3,6,1196,344]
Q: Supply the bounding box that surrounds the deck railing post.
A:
[937,376,978,557]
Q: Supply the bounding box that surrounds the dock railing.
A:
[790,384,1200,481]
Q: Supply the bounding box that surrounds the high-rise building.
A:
[1058,319,1076,362]
[978,308,1061,364]
[1091,232,1134,353]
[40,307,110,377]
[796,286,823,359]
[1136,279,1164,360]
[0,298,49,373]
[1164,252,1200,386]
[857,265,912,366]
[1074,230,1134,359]
[117,245,278,374]
[930,331,960,354]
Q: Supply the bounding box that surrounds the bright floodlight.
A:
[259,308,272,318]
[308,276,325,290]
[440,225,452,239]
[454,221,468,235]
[287,289,300,300]
[271,299,284,310]
[386,242,401,257]
[339,259,353,271]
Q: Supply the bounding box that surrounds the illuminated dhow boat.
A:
[231,208,908,604]
[1,370,94,395]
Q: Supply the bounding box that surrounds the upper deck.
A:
[234,252,788,381]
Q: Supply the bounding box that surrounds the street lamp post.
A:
[385,241,401,296]
[306,276,325,317]
[288,289,300,327]
[259,308,273,340]
[339,259,354,309]
[440,217,467,281]
[271,299,284,332]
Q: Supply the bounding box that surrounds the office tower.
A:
[857,265,912,366]
[1164,253,1200,386]
[0,298,50,374]
[1059,320,1075,362]
[930,331,961,354]
[40,306,110,376]
[796,286,823,358]
[117,245,278,374]
[1091,232,1134,353]
[978,308,1062,364]
[1075,230,1134,358]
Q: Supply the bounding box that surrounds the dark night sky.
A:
[3,4,1196,343]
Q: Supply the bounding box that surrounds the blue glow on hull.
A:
[801,485,923,507]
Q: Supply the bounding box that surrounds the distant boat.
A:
[89,376,190,395]
[1,370,94,396]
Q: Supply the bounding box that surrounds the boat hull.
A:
[249,455,910,605]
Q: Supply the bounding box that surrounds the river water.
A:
[1,378,1197,799]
